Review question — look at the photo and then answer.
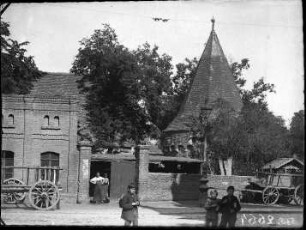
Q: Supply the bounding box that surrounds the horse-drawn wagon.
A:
[240,170,304,206]
[1,166,63,210]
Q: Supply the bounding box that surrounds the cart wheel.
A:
[29,180,60,210]
[294,184,304,206]
[2,178,26,204]
[262,186,279,205]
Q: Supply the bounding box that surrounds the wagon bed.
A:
[240,171,304,206]
[1,166,63,210]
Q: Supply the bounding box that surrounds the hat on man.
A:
[128,183,136,189]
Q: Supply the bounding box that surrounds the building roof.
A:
[149,155,202,163]
[262,158,304,170]
[165,20,242,132]
[91,152,202,163]
[29,72,82,99]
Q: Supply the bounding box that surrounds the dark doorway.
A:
[89,161,111,197]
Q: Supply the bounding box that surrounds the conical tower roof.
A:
[165,19,242,133]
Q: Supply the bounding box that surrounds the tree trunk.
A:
[218,158,225,175]
[223,159,228,175]
[226,157,233,176]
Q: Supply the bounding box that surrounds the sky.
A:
[3,0,304,127]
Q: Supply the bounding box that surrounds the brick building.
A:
[1,73,90,202]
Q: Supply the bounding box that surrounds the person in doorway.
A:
[121,183,140,226]
[102,173,110,203]
[219,186,241,228]
[204,189,220,227]
[89,172,104,204]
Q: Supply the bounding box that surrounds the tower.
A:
[162,19,242,157]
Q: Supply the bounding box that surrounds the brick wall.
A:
[139,173,254,201]
[1,95,83,202]
[136,146,255,201]
[207,174,255,198]
[141,173,202,201]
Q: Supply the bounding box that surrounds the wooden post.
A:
[48,168,51,181]
[26,167,30,185]
[44,168,47,180]
[53,169,56,184]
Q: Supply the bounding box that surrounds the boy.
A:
[219,186,241,228]
[204,189,219,227]
[120,183,140,226]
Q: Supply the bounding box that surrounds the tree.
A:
[289,110,305,160]
[160,57,199,130]
[71,24,174,150]
[173,58,290,175]
[1,20,43,94]
[132,42,174,134]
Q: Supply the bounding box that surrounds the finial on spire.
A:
[211,17,215,31]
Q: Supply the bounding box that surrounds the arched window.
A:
[41,152,60,183]
[41,152,59,167]
[54,116,60,127]
[8,114,14,125]
[43,115,49,126]
[1,151,14,179]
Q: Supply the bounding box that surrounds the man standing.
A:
[219,186,241,227]
[121,183,140,226]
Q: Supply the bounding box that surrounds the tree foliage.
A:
[178,58,290,175]
[1,20,43,94]
[71,24,174,149]
[289,110,305,160]
[71,23,293,171]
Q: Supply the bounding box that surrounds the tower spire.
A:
[211,17,215,31]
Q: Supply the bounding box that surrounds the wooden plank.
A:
[26,168,30,185]
[1,166,63,170]
[48,168,51,181]
[110,160,135,199]
[257,171,304,177]
[1,184,30,188]
[1,188,30,192]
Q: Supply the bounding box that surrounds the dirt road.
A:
[1,201,303,227]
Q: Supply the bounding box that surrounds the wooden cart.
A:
[240,171,304,206]
[1,166,63,210]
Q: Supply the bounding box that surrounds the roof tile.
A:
[165,27,242,132]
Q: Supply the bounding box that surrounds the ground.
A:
[1,200,303,227]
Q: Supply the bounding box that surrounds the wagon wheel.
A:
[2,178,26,204]
[29,180,60,210]
[262,186,279,205]
[294,184,304,206]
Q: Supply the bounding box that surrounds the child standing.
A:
[219,186,241,228]
[120,183,140,226]
[204,189,220,227]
